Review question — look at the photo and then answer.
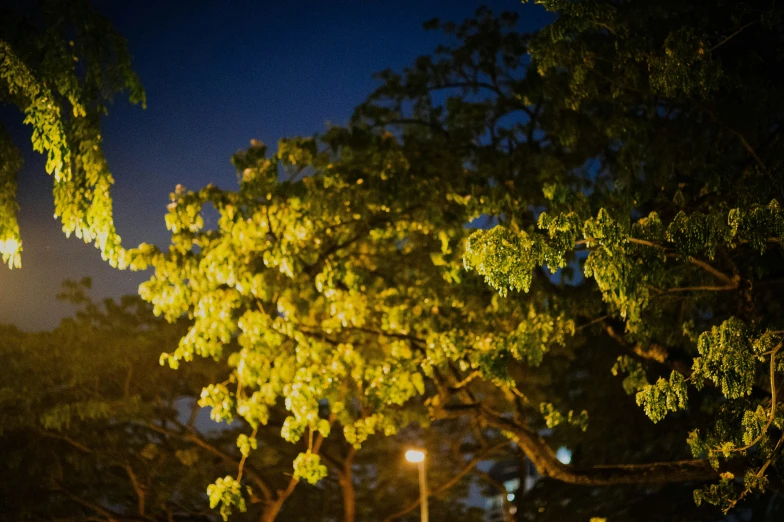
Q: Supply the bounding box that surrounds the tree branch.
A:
[372,118,451,137]
[56,486,130,521]
[604,324,669,365]
[710,20,759,52]
[681,256,737,285]
[717,342,782,456]
[704,107,768,172]
[121,462,145,517]
[258,419,332,522]
[38,430,94,454]
[661,284,738,293]
[478,408,720,485]
[580,236,738,286]
[144,422,274,501]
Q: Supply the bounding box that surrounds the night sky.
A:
[0,0,551,330]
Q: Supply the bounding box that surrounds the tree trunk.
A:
[340,448,357,522]
[258,479,298,522]
[259,499,284,522]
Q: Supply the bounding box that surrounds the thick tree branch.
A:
[478,408,720,485]
[682,256,737,286]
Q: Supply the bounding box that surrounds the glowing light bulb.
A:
[405,449,425,463]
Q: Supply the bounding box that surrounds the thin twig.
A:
[236,426,258,483]
[711,20,759,52]
[576,314,609,330]
[714,341,782,456]
[121,462,145,516]
[664,284,738,293]
[38,430,93,454]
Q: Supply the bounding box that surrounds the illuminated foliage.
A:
[126,1,784,515]
[5,0,784,518]
[0,0,144,268]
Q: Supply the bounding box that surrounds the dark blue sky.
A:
[0,0,551,330]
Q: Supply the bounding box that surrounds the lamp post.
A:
[405,449,428,522]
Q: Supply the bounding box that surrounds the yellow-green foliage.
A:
[0,1,144,268]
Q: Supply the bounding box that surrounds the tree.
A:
[0,0,144,268]
[454,0,784,511]
[123,1,784,517]
[0,281,248,521]
[123,128,505,519]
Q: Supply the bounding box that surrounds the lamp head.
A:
[405,449,425,463]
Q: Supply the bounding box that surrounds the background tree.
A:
[0,281,485,522]
[0,0,144,268]
[0,281,231,521]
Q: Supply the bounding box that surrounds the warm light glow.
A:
[405,449,425,463]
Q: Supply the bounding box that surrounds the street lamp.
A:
[405,449,429,522]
